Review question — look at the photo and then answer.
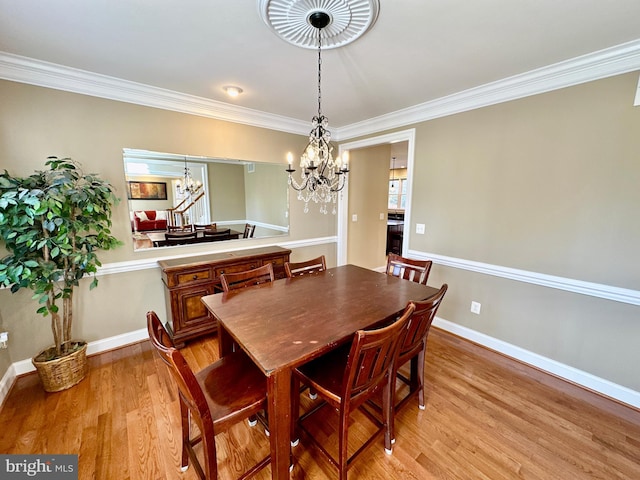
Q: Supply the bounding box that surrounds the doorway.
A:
[337,129,416,267]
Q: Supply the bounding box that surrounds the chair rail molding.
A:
[96,236,338,277]
[408,250,640,306]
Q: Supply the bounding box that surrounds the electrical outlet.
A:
[416,223,425,234]
[352,214,358,222]
[470,301,481,314]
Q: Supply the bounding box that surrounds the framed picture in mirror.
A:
[127,181,168,200]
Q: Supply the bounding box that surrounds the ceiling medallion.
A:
[258,0,380,49]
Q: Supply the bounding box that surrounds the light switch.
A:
[352,214,358,222]
[379,213,384,220]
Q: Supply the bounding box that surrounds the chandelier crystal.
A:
[286,11,349,215]
[176,157,201,196]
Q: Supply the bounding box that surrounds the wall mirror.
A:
[123,149,289,251]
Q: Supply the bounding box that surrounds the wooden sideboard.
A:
[159,246,291,347]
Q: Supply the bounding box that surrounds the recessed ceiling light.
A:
[223,86,243,98]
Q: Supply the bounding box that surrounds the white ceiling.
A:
[1,1,640,134]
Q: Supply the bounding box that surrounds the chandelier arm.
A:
[329,173,347,193]
[288,172,312,192]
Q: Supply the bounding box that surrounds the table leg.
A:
[217,324,234,357]
[267,368,292,479]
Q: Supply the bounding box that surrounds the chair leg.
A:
[383,373,394,454]
[180,399,190,471]
[200,423,218,480]
[291,374,301,446]
[338,407,350,480]
[417,344,426,410]
[410,355,420,393]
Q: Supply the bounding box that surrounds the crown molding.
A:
[336,39,640,140]
[1,40,639,141]
[0,51,309,136]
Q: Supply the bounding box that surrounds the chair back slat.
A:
[285,255,327,278]
[220,263,274,292]
[194,223,217,230]
[386,253,432,285]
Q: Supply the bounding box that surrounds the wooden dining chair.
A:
[290,303,415,480]
[146,311,270,480]
[394,284,448,412]
[243,223,256,239]
[203,228,231,241]
[165,231,197,245]
[219,263,274,292]
[284,255,327,278]
[385,253,432,285]
[364,285,448,444]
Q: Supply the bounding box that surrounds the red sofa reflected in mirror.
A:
[131,210,168,232]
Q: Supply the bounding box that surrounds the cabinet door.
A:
[172,284,217,342]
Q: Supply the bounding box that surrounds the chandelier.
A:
[176,157,201,196]
[286,11,349,215]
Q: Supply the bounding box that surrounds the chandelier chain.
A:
[317,27,323,117]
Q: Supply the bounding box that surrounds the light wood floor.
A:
[1,328,639,479]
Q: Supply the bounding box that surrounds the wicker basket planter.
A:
[32,341,88,392]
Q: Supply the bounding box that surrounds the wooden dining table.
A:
[201,264,439,479]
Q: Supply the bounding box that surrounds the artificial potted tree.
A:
[0,157,122,392]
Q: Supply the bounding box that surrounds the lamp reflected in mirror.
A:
[123,149,289,251]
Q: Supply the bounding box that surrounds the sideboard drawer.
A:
[268,256,286,267]
[215,261,258,277]
[176,268,212,286]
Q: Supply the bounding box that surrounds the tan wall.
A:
[245,162,289,228]
[0,79,336,364]
[210,162,246,220]
[2,72,639,395]
[347,144,391,269]
[389,72,640,390]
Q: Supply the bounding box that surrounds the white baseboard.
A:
[0,363,17,407]
[0,328,148,407]
[3,320,638,411]
[433,317,640,409]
